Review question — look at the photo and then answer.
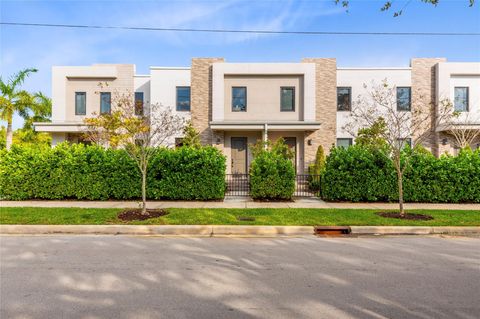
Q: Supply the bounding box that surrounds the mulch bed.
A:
[376,212,433,221]
[118,209,168,221]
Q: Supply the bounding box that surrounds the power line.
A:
[1,22,479,36]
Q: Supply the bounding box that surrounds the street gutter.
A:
[1,225,479,237]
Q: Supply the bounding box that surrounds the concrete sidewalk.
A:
[2,198,480,210]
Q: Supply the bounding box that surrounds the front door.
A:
[231,137,248,174]
[284,137,297,172]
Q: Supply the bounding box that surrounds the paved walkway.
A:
[2,198,479,210]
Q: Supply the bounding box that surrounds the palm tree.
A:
[0,68,39,149]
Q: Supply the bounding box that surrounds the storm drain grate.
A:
[314,226,351,236]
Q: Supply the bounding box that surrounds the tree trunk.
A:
[397,170,405,217]
[6,117,13,150]
[141,168,147,215]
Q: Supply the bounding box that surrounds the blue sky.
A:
[1,0,479,129]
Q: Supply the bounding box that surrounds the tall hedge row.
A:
[321,146,480,203]
[0,143,225,200]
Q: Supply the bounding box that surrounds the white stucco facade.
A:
[336,67,412,141]
[35,58,479,157]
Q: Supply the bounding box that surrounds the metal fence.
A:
[225,174,321,198]
[225,174,250,196]
[294,174,321,197]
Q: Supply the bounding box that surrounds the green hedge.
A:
[249,149,295,200]
[0,143,225,200]
[321,145,480,203]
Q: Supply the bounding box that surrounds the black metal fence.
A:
[225,174,321,198]
[294,174,321,197]
[225,174,250,196]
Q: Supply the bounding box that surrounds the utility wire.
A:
[1,22,479,36]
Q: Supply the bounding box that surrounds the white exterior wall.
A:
[437,62,480,123]
[149,67,191,146]
[336,68,412,140]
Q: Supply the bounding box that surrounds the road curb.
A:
[349,226,480,236]
[0,225,314,237]
[0,225,479,237]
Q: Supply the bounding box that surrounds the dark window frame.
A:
[176,86,191,112]
[75,92,86,115]
[454,87,469,112]
[396,87,411,111]
[232,86,247,112]
[134,92,144,116]
[100,92,111,114]
[280,86,295,112]
[337,87,352,111]
[336,138,353,148]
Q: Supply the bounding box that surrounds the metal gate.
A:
[225,174,320,198]
[225,174,250,196]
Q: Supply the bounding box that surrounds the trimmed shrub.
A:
[0,143,225,200]
[321,145,480,203]
[148,146,226,200]
[249,141,295,200]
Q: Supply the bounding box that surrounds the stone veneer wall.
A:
[301,58,337,170]
[190,58,225,149]
[411,58,447,157]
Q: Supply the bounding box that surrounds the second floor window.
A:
[337,138,353,148]
[280,87,295,112]
[75,92,86,115]
[396,87,411,111]
[232,87,247,112]
[454,87,469,112]
[176,87,190,111]
[100,92,111,114]
[337,87,351,111]
[135,92,144,115]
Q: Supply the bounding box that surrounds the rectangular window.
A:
[454,87,469,112]
[396,87,411,111]
[75,92,86,115]
[232,87,247,112]
[100,92,111,114]
[337,87,351,111]
[134,92,144,115]
[337,138,353,148]
[280,87,295,112]
[176,87,190,112]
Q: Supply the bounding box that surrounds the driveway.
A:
[1,236,479,319]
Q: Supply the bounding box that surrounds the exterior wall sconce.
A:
[216,137,221,145]
[442,138,448,145]
[307,139,312,146]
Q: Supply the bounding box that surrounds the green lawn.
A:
[1,207,479,226]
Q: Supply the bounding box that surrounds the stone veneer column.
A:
[301,58,337,170]
[190,58,225,148]
[411,58,447,157]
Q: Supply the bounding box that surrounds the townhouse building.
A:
[34,58,480,174]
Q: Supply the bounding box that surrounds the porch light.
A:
[216,137,221,144]
[308,139,312,146]
[442,138,448,145]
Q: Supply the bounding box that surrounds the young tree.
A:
[309,145,326,175]
[0,68,51,149]
[84,89,184,214]
[437,99,480,150]
[344,80,445,217]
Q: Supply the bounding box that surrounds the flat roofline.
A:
[337,67,412,70]
[150,66,191,70]
[134,74,150,77]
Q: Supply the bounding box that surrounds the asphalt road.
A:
[1,236,479,319]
